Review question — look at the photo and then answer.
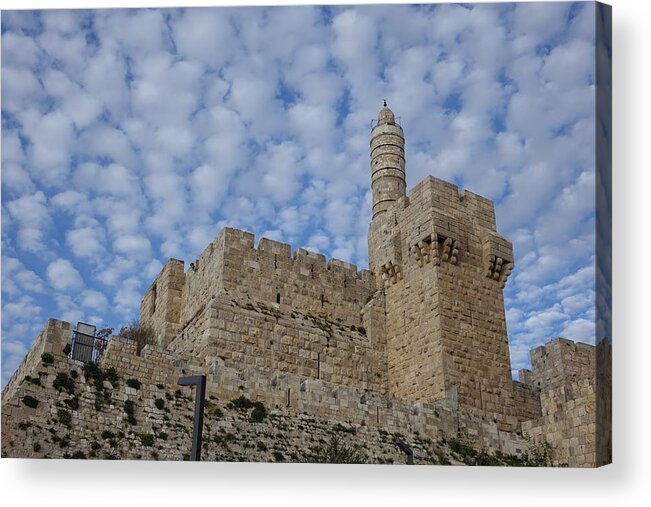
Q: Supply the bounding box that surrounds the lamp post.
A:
[177,375,206,461]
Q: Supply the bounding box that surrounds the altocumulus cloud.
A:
[1,3,598,385]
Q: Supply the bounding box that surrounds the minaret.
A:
[370,101,406,219]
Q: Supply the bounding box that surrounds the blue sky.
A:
[1,3,597,386]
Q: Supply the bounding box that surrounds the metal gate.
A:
[70,322,107,364]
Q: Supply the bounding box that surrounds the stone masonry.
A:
[1,104,608,467]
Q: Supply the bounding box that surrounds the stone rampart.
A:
[167,293,387,394]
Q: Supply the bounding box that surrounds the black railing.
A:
[70,329,108,365]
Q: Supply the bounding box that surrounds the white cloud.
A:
[113,277,143,320]
[144,259,164,281]
[26,110,75,186]
[0,66,43,114]
[113,234,152,257]
[81,289,109,312]
[560,318,595,344]
[46,258,84,291]
[1,31,42,68]
[1,257,47,295]
[6,190,50,228]
[6,191,50,252]
[172,8,237,68]
[189,164,230,213]
[66,225,106,260]
[96,257,137,286]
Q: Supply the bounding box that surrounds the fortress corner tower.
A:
[368,103,520,423]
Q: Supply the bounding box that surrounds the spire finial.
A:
[383,99,387,107]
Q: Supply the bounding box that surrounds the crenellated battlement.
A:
[140,226,375,353]
[197,227,370,282]
[519,337,596,391]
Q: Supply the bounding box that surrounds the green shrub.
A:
[435,450,451,465]
[90,441,101,451]
[140,433,155,447]
[71,451,86,459]
[250,402,267,423]
[212,408,224,418]
[154,398,165,410]
[522,440,554,467]
[64,396,79,411]
[22,395,39,408]
[229,395,254,410]
[127,378,142,390]
[304,435,366,464]
[41,353,54,364]
[256,441,268,452]
[158,432,168,440]
[100,430,115,440]
[124,400,135,415]
[475,451,501,466]
[104,367,119,385]
[272,451,285,462]
[333,423,356,434]
[32,442,41,453]
[53,372,75,394]
[124,400,137,425]
[57,409,72,427]
[70,369,78,379]
[83,363,119,409]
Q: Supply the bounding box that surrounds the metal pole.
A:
[393,438,414,465]
[177,375,206,461]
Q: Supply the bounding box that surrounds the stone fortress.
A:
[1,104,610,467]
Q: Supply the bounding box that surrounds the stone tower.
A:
[370,101,406,220]
[368,103,519,424]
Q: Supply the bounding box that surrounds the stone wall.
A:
[167,293,388,395]
[518,338,600,467]
[140,258,185,348]
[522,379,597,467]
[2,319,71,406]
[2,319,536,464]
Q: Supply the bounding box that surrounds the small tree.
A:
[119,321,156,354]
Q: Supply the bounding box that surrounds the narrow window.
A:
[343,279,347,288]
[276,293,281,304]
[310,264,314,278]
[151,283,157,316]
[286,388,291,407]
[274,254,277,269]
[320,294,324,308]
[317,352,321,379]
